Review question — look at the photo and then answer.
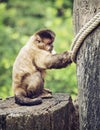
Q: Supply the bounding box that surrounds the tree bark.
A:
[0,93,78,130]
[73,0,100,130]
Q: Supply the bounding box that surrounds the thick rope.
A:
[70,12,100,63]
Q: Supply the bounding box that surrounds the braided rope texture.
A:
[71,12,100,63]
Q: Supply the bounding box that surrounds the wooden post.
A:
[73,0,100,130]
[0,93,79,130]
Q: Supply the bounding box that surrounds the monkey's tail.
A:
[15,95,42,106]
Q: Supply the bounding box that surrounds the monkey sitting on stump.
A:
[12,29,72,106]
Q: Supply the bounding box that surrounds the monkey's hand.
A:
[67,50,73,57]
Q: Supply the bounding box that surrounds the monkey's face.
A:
[33,29,55,52]
[35,35,54,52]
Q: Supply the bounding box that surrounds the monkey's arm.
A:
[47,51,72,69]
[34,51,72,69]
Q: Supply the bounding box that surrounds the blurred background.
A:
[0,0,77,99]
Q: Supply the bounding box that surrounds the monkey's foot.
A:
[39,88,52,99]
[40,93,52,99]
[43,88,52,94]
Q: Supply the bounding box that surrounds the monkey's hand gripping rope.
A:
[70,12,100,63]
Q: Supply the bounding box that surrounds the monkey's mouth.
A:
[45,46,53,52]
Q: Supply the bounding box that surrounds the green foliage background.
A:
[0,0,77,99]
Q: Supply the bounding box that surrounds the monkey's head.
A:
[34,29,56,52]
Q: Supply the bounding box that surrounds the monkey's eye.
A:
[36,39,41,43]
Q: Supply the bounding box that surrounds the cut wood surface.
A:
[0,93,78,130]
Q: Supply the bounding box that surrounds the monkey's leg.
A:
[26,73,52,99]
[27,72,44,98]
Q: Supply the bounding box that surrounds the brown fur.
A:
[12,29,72,106]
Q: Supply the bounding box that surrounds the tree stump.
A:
[0,93,79,130]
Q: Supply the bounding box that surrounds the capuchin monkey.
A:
[12,29,72,106]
